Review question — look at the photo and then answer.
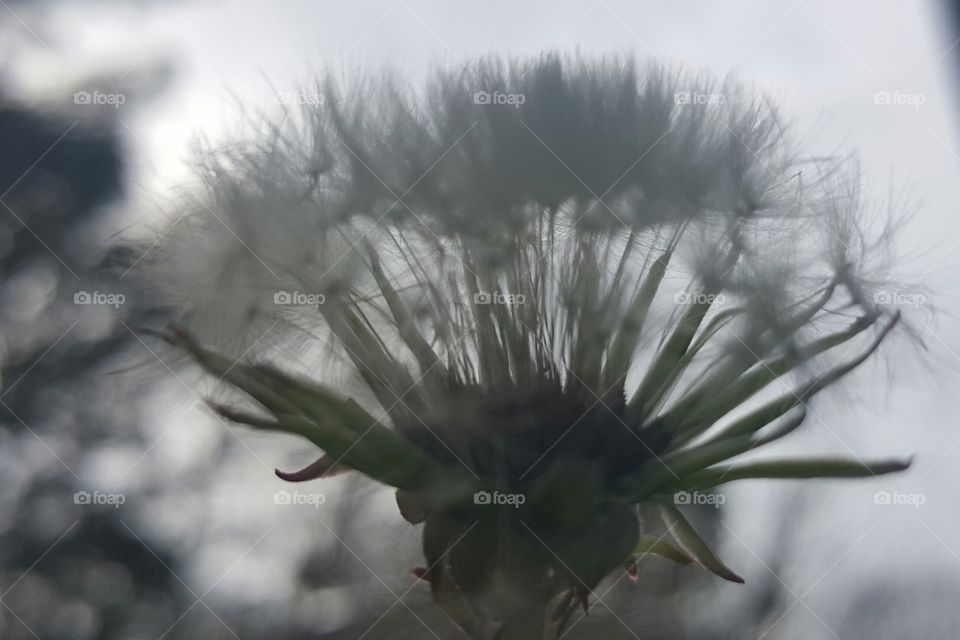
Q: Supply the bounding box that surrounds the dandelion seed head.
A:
[134,53,919,638]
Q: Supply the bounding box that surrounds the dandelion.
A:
[140,54,913,639]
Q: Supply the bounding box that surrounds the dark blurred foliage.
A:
[0,4,224,638]
[0,105,124,417]
[0,96,198,639]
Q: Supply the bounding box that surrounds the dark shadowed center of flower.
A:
[399,380,673,494]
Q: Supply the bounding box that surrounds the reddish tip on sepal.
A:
[625,561,639,583]
[411,567,430,582]
[275,454,348,482]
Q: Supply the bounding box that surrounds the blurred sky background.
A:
[3,1,960,638]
